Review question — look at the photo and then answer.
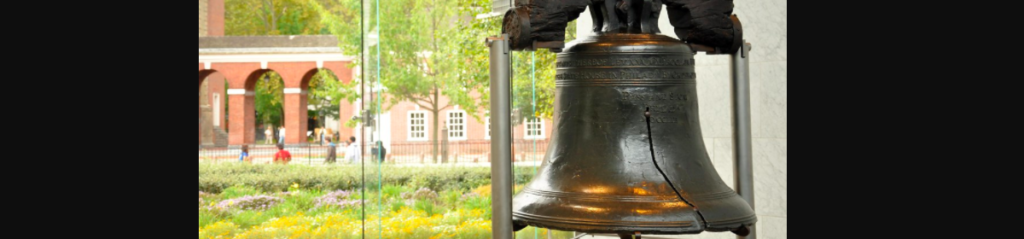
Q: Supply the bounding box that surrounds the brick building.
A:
[199,0,552,162]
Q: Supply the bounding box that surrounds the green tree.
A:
[309,0,576,162]
[380,0,485,163]
[306,0,365,130]
[307,69,360,128]
[254,72,284,128]
[226,0,359,133]
[226,0,324,35]
[313,0,493,163]
[441,0,576,126]
[508,23,576,125]
[306,0,362,55]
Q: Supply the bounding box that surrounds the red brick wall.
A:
[207,0,224,36]
[337,101,354,141]
[206,73,226,129]
[324,61,354,141]
[201,60,356,145]
[213,62,260,145]
[201,55,554,147]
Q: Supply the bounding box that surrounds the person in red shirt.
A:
[273,144,292,164]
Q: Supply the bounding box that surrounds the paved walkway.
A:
[202,157,544,167]
[200,144,546,166]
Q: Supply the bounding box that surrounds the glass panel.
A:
[201,0,576,238]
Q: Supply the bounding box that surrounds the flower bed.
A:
[199,163,538,193]
[199,163,569,238]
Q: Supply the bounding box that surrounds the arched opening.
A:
[250,70,285,146]
[305,68,344,145]
[199,70,228,147]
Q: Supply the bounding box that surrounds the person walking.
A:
[344,136,360,164]
[370,141,387,163]
[325,137,337,164]
[278,126,286,144]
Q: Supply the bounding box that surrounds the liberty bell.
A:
[502,0,755,237]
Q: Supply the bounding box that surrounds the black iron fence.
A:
[199,139,549,165]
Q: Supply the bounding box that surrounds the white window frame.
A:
[484,110,491,140]
[213,93,220,126]
[485,116,491,140]
[407,110,428,141]
[524,117,545,140]
[446,110,468,141]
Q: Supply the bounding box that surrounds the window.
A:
[485,117,491,139]
[213,93,220,126]
[408,111,427,141]
[524,117,544,139]
[447,110,467,140]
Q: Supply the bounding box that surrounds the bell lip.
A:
[511,213,757,235]
[509,184,758,234]
[512,213,705,235]
[703,214,758,231]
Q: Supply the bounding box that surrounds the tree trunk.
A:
[431,107,439,163]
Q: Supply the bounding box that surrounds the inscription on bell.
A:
[613,92,689,123]
[647,104,686,113]
[557,57,695,67]
[620,92,687,101]
[556,70,695,80]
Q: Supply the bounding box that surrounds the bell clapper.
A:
[617,232,642,239]
[731,224,751,236]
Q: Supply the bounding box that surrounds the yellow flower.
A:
[228,200,234,206]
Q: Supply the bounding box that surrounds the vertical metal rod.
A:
[359,0,366,238]
[731,42,755,239]
[374,0,383,235]
[488,34,513,239]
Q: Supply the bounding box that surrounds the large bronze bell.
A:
[509,32,756,236]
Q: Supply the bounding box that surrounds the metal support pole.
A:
[487,34,513,239]
[731,42,755,239]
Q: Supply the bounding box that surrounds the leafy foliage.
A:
[238,0,577,158]
[253,72,283,128]
[198,162,537,193]
[226,0,326,35]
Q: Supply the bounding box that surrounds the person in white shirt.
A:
[344,136,361,164]
[278,126,286,144]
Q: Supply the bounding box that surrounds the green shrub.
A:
[413,199,437,216]
[199,163,537,193]
[219,185,261,199]
[381,184,405,200]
